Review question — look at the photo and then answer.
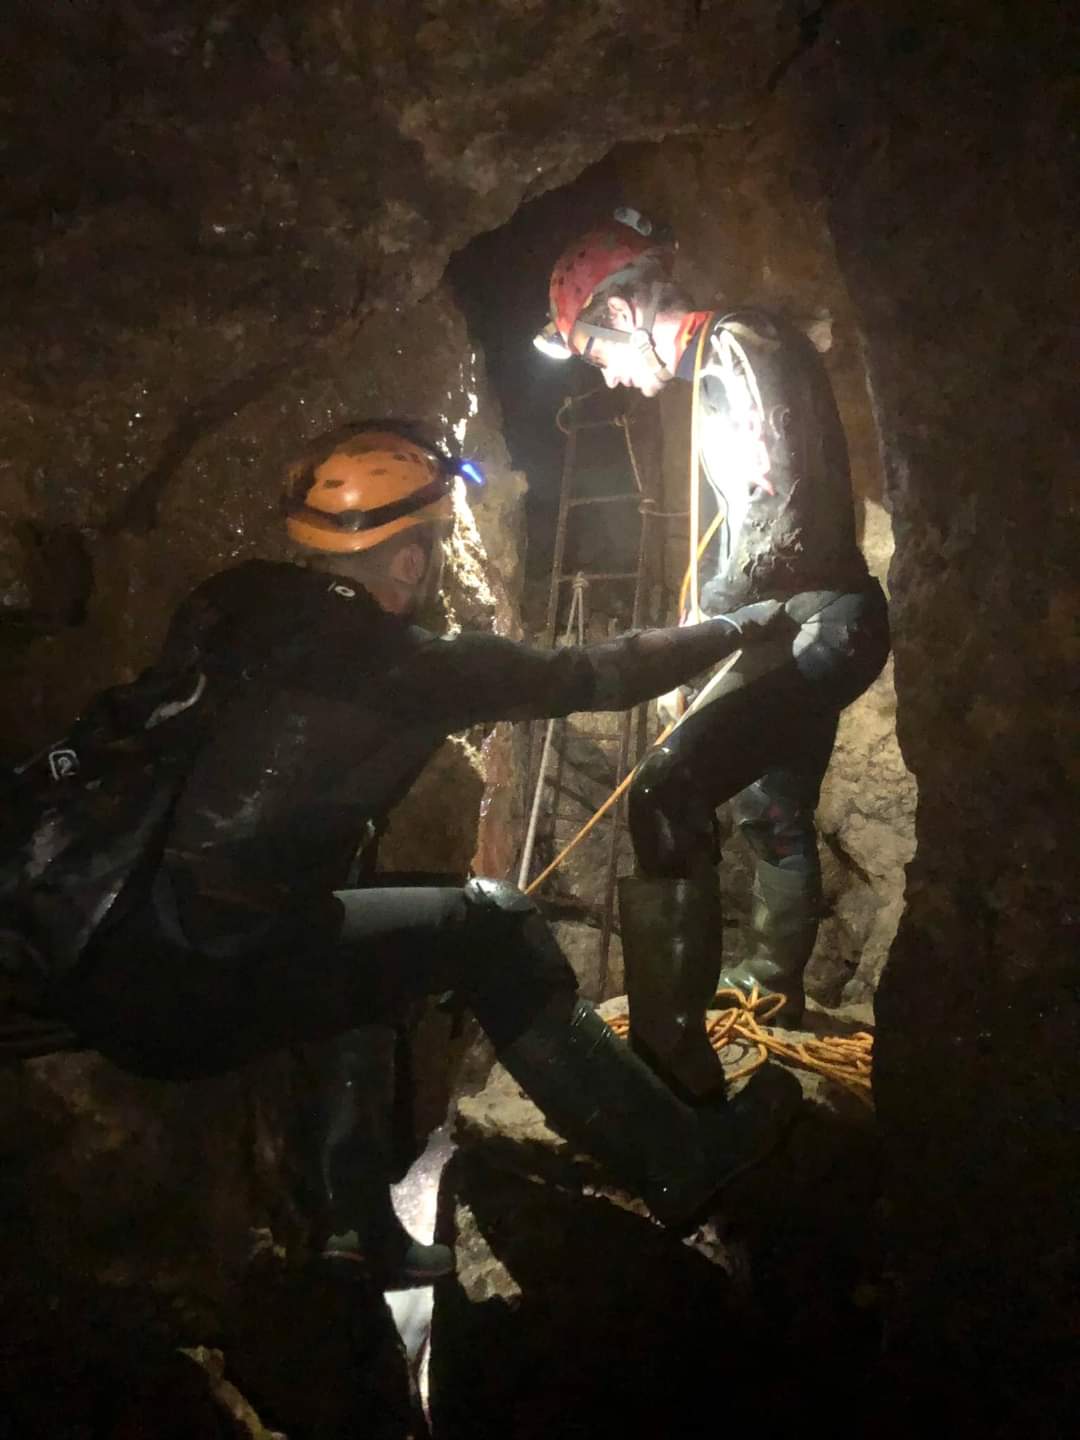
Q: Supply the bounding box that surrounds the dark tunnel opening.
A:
[448,150,663,633]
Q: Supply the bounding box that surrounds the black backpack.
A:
[0,565,350,1058]
[0,657,216,1011]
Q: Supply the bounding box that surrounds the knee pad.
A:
[462,878,545,971]
[463,877,537,917]
[731,776,819,869]
[628,748,717,877]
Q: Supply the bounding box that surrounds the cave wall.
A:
[791,0,1078,1397]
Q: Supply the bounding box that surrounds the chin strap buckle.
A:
[630,327,672,384]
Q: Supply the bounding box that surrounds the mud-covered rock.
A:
[550,918,624,1002]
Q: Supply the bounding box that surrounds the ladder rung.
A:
[567,493,640,508]
[558,571,639,583]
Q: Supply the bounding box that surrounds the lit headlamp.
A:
[533,321,573,361]
[449,457,484,486]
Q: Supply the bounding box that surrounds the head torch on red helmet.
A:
[534,209,675,362]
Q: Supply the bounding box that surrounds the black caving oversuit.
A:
[625,310,890,1048]
[53,559,799,1232]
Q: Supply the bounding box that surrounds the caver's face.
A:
[574,294,672,396]
[407,528,451,629]
[581,333,671,397]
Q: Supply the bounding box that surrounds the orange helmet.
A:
[535,210,675,360]
[284,430,461,553]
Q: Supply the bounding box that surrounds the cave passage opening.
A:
[448,150,653,635]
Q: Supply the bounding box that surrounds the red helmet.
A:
[536,213,674,360]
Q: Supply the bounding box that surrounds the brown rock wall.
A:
[793,0,1079,1401]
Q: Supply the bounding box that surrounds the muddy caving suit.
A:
[623,311,890,1083]
[50,560,797,1232]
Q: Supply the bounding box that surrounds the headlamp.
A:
[533,322,573,361]
[454,459,485,487]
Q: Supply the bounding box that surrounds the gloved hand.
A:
[718,598,797,644]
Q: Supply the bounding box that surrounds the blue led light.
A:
[457,460,484,486]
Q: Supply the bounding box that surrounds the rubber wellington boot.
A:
[323,1208,455,1291]
[618,875,727,1103]
[498,998,800,1229]
[318,1028,454,1290]
[718,860,820,1027]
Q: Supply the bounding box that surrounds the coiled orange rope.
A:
[604,986,875,1105]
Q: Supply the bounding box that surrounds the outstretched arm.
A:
[387,600,791,729]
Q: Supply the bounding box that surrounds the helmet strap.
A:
[574,320,633,348]
[573,317,673,382]
[629,327,673,384]
[627,292,672,382]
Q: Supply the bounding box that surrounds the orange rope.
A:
[604,986,875,1104]
[677,511,724,620]
[686,319,709,623]
[524,718,678,896]
[679,317,724,622]
[524,644,743,898]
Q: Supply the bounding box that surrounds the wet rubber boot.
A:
[717,861,820,1027]
[618,875,727,1103]
[323,1205,455,1291]
[318,1028,454,1290]
[497,998,800,1229]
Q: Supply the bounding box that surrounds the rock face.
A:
[791,5,1079,1410]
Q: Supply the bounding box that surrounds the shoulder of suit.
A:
[709,308,784,347]
[189,559,306,606]
[186,561,394,642]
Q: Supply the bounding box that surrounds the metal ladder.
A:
[518,389,662,994]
